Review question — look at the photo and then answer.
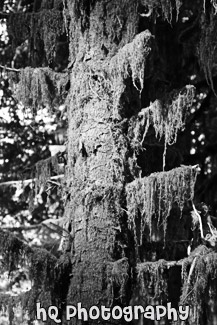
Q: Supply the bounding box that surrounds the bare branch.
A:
[47,180,61,187]
[0,174,64,187]
[2,225,42,231]
[0,64,20,72]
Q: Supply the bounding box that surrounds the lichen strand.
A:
[212,0,217,13]
[126,166,197,246]
[137,259,168,304]
[180,245,217,325]
[106,258,129,305]
[15,67,69,112]
[140,0,182,22]
[159,0,173,22]
[131,85,195,169]
[7,9,64,63]
[203,0,217,14]
[199,9,217,94]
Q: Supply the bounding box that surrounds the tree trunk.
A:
[65,1,145,323]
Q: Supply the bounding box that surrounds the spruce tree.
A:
[1,1,217,324]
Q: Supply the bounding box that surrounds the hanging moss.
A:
[109,30,152,93]
[0,230,27,273]
[27,154,62,211]
[38,9,64,63]
[25,248,59,321]
[7,9,64,63]
[136,246,217,323]
[23,252,71,323]
[15,67,69,112]
[0,230,57,301]
[211,0,217,13]
[34,154,60,195]
[199,8,217,94]
[0,229,57,276]
[0,291,55,325]
[106,258,129,304]
[7,12,31,47]
[140,0,182,22]
[131,85,195,169]
[68,30,152,128]
[126,166,197,246]
[0,290,55,325]
[137,259,168,303]
[65,30,152,186]
[0,230,71,324]
[0,294,18,325]
[180,245,217,325]
[160,0,173,22]
[40,0,63,10]
[203,0,217,13]
[16,67,50,111]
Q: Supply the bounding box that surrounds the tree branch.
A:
[0,64,20,72]
[1,218,68,235]
[2,225,42,231]
[0,174,64,187]
[137,259,183,271]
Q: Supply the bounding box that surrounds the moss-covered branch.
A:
[70,29,152,111]
[109,30,152,93]
[0,230,71,323]
[106,258,129,305]
[136,245,217,324]
[137,259,170,304]
[14,67,69,112]
[0,228,56,273]
[129,85,195,169]
[180,245,217,324]
[7,9,65,63]
[126,165,198,245]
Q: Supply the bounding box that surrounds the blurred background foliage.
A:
[0,3,68,322]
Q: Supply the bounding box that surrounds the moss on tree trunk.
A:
[65,1,144,321]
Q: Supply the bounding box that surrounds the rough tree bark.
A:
[64,1,147,323]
